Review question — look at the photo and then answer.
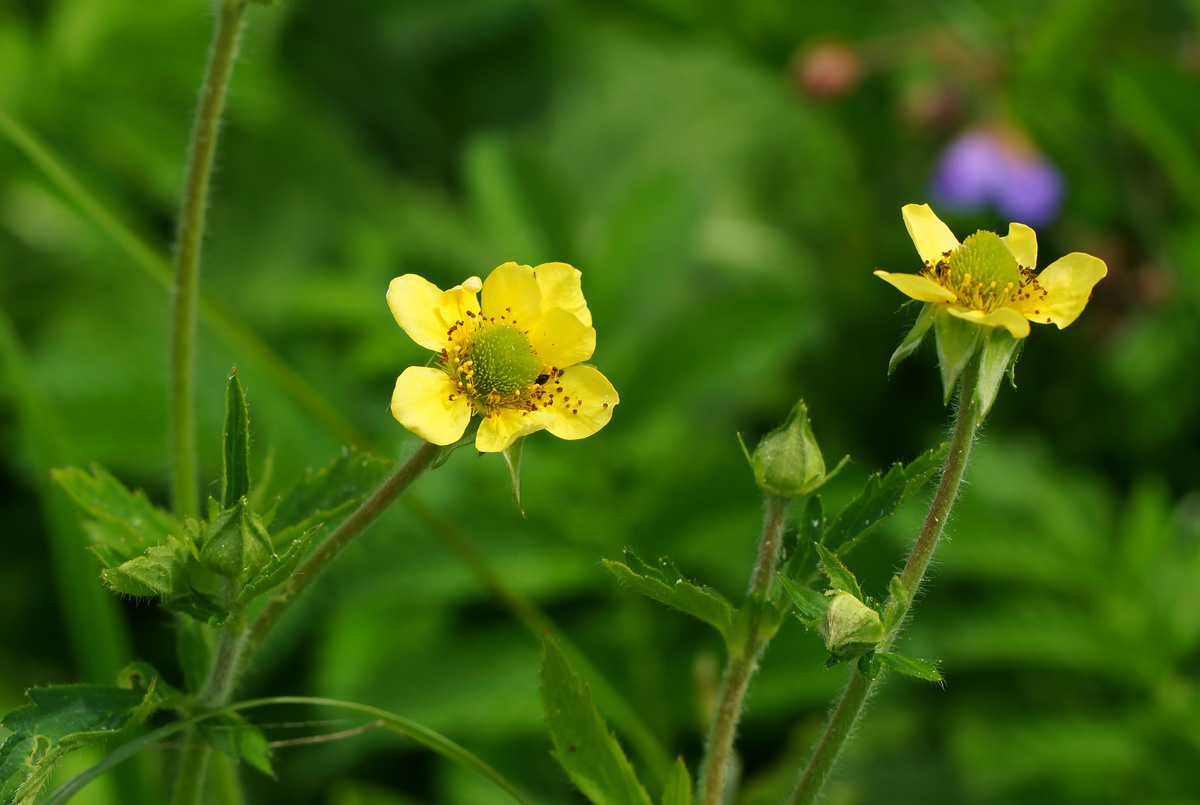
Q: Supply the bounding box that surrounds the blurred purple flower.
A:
[930,129,1064,227]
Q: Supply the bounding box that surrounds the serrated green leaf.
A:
[101,536,192,599]
[602,550,734,639]
[660,758,691,805]
[222,369,251,509]
[822,444,948,556]
[778,573,830,623]
[263,449,392,549]
[876,651,943,683]
[50,465,179,563]
[814,543,862,600]
[781,495,822,580]
[199,713,274,777]
[0,683,157,803]
[540,635,653,805]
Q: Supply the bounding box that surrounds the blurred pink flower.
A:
[930,128,1064,227]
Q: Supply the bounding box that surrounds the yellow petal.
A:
[873,270,957,304]
[945,305,1031,338]
[1002,222,1038,271]
[481,262,542,329]
[902,204,960,267]
[534,262,592,326]
[390,367,472,445]
[388,275,450,351]
[1015,252,1108,329]
[439,276,482,329]
[543,365,618,440]
[528,308,596,368]
[475,408,545,453]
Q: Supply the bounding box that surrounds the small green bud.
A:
[741,400,845,498]
[818,592,884,662]
[198,499,274,584]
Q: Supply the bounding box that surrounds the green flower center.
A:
[938,231,1022,313]
[463,323,541,397]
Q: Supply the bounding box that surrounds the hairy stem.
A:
[238,440,439,681]
[169,0,246,520]
[170,441,436,803]
[698,493,790,805]
[786,365,983,805]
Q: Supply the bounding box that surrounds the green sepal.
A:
[263,449,393,551]
[814,542,862,600]
[603,550,735,641]
[882,575,910,633]
[933,307,982,403]
[821,444,948,557]
[539,634,653,805]
[197,498,274,584]
[502,437,525,515]
[660,757,692,805]
[875,651,943,683]
[212,528,315,626]
[888,302,936,375]
[198,712,274,777]
[778,573,831,624]
[101,536,192,599]
[973,326,1023,417]
[222,368,251,510]
[50,464,179,565]
[0,681,159,804]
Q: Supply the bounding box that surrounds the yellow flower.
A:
[874,203,1107,338]
[387,262,618,452]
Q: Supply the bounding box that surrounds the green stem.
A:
[169,440,436,803]
[169,0,247,520]
[785,364,983,805]
[238,440,439,681]
[698,493,790,805]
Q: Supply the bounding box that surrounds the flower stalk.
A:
[169,440,438,804]
[785,358,984,805]
[169,0,247,520]
[698,493,790,805]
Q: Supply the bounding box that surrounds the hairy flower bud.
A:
[741,400,845,498]
[819,592,884,662]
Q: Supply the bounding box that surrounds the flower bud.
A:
[818,592,884,662]
[742,400,843,498]
[198,499,273,584]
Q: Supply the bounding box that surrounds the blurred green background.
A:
[2,0,1199,803]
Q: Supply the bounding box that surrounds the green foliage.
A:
[820,444,948,556]
[0,679,159,804]
[197,712,274,777]
[221,369,251,509]
[659,759,691,805]
[813,543,862,600]
[602,550,735,641]
[874,651,942,683]
[262,449,393,550]
[539,635,653,805]
[778,573,829,624]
